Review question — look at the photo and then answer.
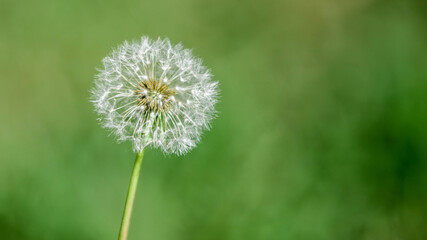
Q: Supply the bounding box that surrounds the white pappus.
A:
[91,36,219,155]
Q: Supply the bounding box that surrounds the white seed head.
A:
[91,36,219,155]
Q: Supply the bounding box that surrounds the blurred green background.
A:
[1,0,427,239]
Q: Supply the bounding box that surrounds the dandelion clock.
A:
[91,36,218,240]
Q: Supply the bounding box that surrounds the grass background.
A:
[1,0,427,239]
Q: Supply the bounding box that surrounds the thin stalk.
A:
[118,149,145,240]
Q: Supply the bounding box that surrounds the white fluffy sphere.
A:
[92,37,218,155]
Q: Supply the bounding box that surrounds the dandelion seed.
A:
[91,36,219,155]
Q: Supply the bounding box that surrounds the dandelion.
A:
[91,36,218,240]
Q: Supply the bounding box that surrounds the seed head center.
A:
[136,79,176,113]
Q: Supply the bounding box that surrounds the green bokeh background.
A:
[1,0,427,239]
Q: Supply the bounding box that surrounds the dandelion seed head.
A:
[91,36,219,155]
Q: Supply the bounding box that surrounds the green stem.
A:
[118,149,145,240]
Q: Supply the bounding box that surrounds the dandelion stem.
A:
[118,149,145,240]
